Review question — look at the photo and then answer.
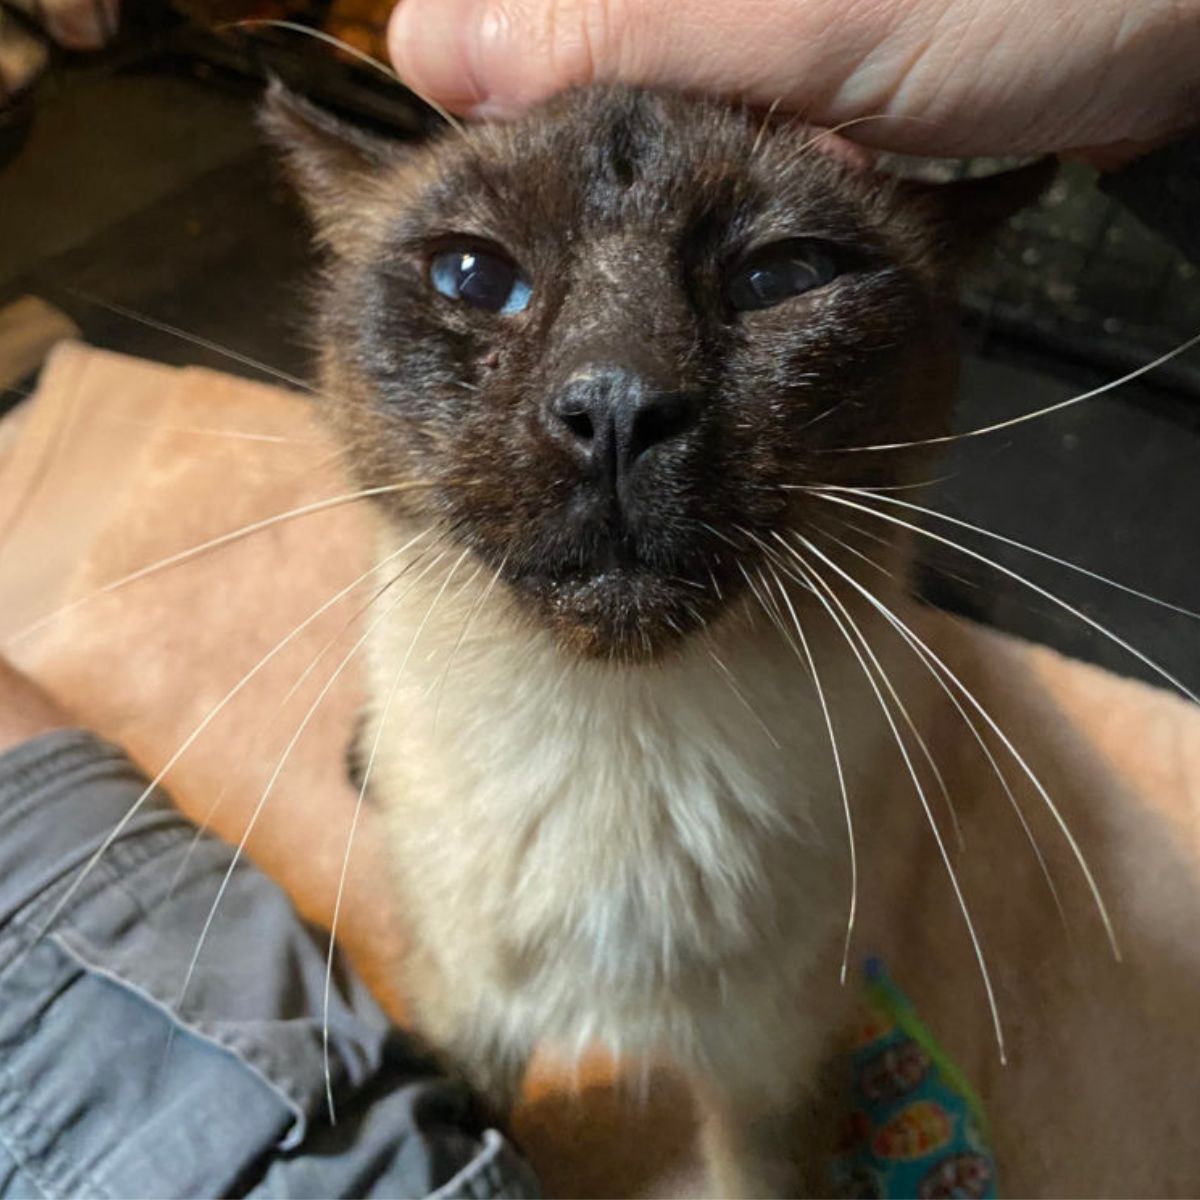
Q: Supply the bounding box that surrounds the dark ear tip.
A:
[256,76,403,249]
[257,77,400,172]
[257,75,293,143]
[257,75,320,146]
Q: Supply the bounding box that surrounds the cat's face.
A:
[264,84,1047,661]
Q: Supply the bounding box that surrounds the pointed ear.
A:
[903,157,1058,267]
[259,78,402,253]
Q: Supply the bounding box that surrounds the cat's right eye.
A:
[430,245,533,316]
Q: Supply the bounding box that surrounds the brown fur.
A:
[253,81,1198,1198]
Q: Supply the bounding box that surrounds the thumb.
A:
[386,0,889,122]
[387,0,638,116]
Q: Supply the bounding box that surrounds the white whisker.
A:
[431,553,508,735]
[809,490,1200,706]
[769,531,963,848]
[703,639,781,751]
[834,330,1200,452]
[323,547,472,1122]
[231,18,466,135]
[812,525,1071,938]
[102,415,313,446]
[164,563,417,904]
[810,485,1200,621]
[27,531,429,953]
[67,291,314,393]
[798,529,1118,959]
[751,96,784,158]
[735,559,808,677]
[9,481,425,645]
[176,545,452,1018]
[760,562,858,985]
[788,542,1007,1062]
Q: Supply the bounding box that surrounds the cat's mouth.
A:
[503,535,733,661]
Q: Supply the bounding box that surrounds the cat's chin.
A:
[513,565,721,664]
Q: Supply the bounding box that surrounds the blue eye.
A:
[430,246,533,315]
[726,239,839,312]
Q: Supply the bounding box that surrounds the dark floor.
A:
[2,54,1199,695]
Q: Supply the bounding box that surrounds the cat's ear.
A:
[259,78,403,254]
[904,157,1058,267]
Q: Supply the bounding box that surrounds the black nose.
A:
[548,365,699,482]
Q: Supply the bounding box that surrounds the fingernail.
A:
[388,0,490,112]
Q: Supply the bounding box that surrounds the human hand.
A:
[387,0,1200,159]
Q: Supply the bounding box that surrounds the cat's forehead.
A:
[407,88,878,244]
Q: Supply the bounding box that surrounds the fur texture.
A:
[262,82,1057,1195]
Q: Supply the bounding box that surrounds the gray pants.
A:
[0,731,540,1199]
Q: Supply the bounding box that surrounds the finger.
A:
[387,0,1198,158]
[387,0,911,123]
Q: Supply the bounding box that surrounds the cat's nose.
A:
[548,365,699,482]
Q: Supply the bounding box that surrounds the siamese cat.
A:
[262,82,1200,1197]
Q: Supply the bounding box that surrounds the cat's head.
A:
[263,82,1048,661]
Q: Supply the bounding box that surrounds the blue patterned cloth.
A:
[831,959,997,1200]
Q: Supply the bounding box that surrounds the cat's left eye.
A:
[726,240,839,313]
[430,245,533,316]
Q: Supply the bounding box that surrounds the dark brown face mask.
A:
[262,81,1052,662]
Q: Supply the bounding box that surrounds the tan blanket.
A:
[2,341,1197,1196]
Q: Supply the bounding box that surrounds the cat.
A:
[261,81,1200,1197]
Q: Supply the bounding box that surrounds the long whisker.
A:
[228,18,465,135]
[791,473,960,495]
[833,330,1200,452]
[8,481,429,645]
[66,291,315,393]
[322,546,472,1121]
[797,529,1118,959]
[430,552,508,735]
[27,531,429,952]
[795,112,938,158]
[101,415,313,446]
[787,543,1007,1061]
[759,561,858,985]
[164,564,414,905]
[808,485,1200,621]
[769,531,963,848]
[811,525,1070,937]
[810,490,1200,706]
[420,560,486,698]
[176,544,453,1018]
[735,560,809,678]
[809,522,895,582]
[751,96,785,158]
[703,638,782,751]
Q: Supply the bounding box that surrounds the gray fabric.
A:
[0,730,540,1199]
